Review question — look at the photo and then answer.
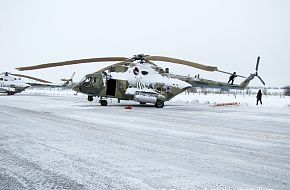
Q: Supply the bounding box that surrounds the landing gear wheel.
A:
[88,96,93,102]
[100,100,108,106]
[7,92,15,96]
[155,99,164,108]
[139,102,146,105]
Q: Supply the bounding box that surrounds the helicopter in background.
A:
[16,54,265,108]
[0,72,75,95]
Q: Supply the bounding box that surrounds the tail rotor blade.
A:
[70,72,76,80]
[256,56,260,72]
[257,75,265,85]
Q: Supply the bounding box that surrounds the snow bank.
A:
[170,93,290,108]
[22,88,290,108]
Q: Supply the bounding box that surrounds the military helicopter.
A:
[16,54,265,108]
[0,72,75,95]
[0,72,51,95]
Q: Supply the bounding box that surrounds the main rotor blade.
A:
[256,56,260,72]
[96,58,158,73]
[145,60,157,67]
[257,75,265,85]
[217,70,247,78]
[16,57,128,71]
[144,56,218,72]
[10,73,52,83]
[70,72,76,79]
[97,59,132,73]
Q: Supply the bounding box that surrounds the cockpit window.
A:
[141,71,148,75]
[80,76,86,83]
[85,78,91,83]
[83,77,92,86]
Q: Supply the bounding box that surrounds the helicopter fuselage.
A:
[72,63,191,106]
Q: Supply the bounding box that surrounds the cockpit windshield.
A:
[80,76,93,86]
[80,76,86,83]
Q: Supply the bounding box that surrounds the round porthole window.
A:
[133,67,139,75]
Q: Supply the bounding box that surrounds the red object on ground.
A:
[213,102,240,107]
[125,105,133,109]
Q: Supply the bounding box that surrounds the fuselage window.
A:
[133,67,139,75]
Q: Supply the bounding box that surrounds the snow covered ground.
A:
[0,91,290,190]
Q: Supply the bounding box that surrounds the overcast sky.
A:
[1,0,289,87]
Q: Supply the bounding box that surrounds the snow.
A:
[170,93,290,108]
[0,90,290,189]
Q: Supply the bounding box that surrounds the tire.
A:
[139,102,146,105]
[155,99,164,108]
[87,96,93,102]
[100,100,108,106]
[7,92,15,96]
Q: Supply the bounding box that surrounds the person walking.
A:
[256,90,262,105]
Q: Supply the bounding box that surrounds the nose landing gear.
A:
[155,99,164,108]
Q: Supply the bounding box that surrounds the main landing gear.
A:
[100,99,108,106]
[87,96,93,102]
[7,92,15,96]
[155,99,164,108]
[88,96,164,108]
[99,97,108,106]
[87,96,108,106]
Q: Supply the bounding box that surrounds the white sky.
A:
[0,0,289,87]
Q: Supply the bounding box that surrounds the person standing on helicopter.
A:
[228,72,237,85]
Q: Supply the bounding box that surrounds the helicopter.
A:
[16,54,265,108]
[0,72,75,95]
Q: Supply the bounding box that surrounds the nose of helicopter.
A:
[20,83,31,89]
[72,83,81,92]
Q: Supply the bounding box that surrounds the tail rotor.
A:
[61,72,75,87]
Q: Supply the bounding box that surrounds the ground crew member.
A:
[256,90,262,105]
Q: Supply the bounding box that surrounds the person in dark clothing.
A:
[228,72,237,85]
[256,90,262,105]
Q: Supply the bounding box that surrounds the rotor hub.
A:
[133,54,149,61]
